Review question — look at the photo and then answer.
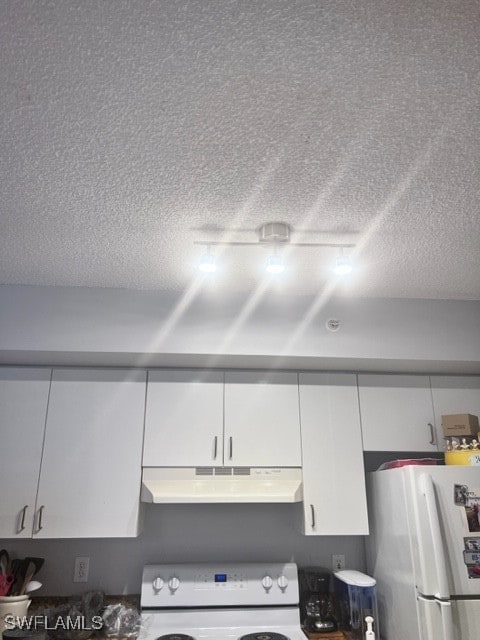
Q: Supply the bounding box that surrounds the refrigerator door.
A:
[406,466,480,597]
[417,596,480,640]
[366,469,422,640]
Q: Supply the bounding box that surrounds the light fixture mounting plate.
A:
[257,222,291,244]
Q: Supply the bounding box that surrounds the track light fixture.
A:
[333,248,353,275]
[265,253,285,274]
[195,222,355,276]
[198,248,217,273]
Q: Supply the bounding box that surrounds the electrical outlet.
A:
[332,554,345,571]
[73,556,90,583]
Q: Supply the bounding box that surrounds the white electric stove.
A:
[140,562,306,640]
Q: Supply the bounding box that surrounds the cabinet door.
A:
[299,373,368,535]
[143,370,224,467]
[224,371,302,467]
[0,368,51,538]
[34,368,146,538]
[431,376,480,445]
[358,374,437,451]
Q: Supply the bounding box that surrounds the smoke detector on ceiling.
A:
[326,318,341,332]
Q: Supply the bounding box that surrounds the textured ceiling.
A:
[1,0,479,299]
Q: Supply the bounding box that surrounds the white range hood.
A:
[141,467,303,504]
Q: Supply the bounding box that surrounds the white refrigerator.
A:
[366,465,480,640]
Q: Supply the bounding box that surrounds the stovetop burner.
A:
[156,635,195,640]
[239,634,290,640]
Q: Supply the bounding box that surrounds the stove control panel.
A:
[141,562,298,608]
[194,569,247,589]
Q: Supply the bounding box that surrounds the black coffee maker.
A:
[299,567,337,633]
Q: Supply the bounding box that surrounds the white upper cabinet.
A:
[0,368,51,538]
[144,370,225,467]
[144,370,302,468]
[224,371,302,467]
[430,376,480,444]
[358,374,437,451]
[34,368,146,538]
[299,373,368,535]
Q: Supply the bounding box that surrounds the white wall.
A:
[4,504,365,596]
[1,285,479,372]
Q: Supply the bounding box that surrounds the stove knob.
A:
[277,575,288,591]
[262,575,273,591]
[152,577,164,591]
[168,576,180,592]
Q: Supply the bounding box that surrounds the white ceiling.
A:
[1,0,479,299]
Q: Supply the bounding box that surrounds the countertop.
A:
[21,595,140,640]
[29,596,139,610]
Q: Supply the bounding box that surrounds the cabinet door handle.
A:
[229,436,233,460]
[213,436,218,459]
[37,505,45,531]
[428,423,436,445]
[310,504,315,529]
[19,505,28,532]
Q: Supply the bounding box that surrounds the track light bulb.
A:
[265,254,285,274]
[333,255,353,275]
[198,252,217,273]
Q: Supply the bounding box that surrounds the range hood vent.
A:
[141,467,303,504]
[196,467,214,476]
[196,467,253,476]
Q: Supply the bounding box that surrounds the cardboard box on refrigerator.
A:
[442,413,479,437]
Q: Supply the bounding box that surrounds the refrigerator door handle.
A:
[419,473,450,600]
[418,596,455,640]
[437,599,454,640]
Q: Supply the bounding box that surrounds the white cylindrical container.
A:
[0,596,31,634]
